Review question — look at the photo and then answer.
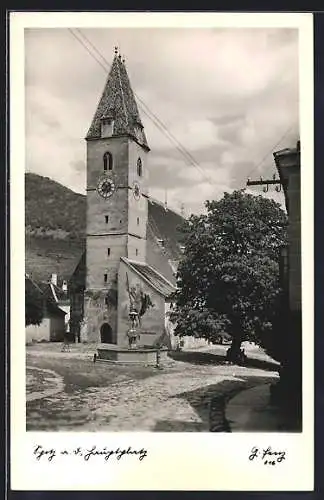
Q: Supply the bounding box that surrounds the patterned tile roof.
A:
[121,258,175,297]
[86,49,149,150]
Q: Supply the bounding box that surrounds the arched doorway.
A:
[100,323,113,344]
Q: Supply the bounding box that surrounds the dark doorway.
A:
[100,323,113,343]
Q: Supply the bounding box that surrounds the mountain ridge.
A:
[25,172,86,240]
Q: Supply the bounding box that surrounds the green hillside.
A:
[25,173,86,239]
[25,173,86,282]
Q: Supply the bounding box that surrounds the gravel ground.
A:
[26,345,278,432]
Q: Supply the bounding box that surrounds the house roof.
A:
[25,274,66,316]
[121,258,175,297]
[38,282,69,304]
[86,48,149,150]
[68,251,86,289]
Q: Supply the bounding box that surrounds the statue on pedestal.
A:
[127,309,140,349]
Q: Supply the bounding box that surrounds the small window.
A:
[105,215,109,224]
[137,217,140,226]
[103,152,113,171]
[136,249,138,256]
[137,157,142,177]
[101,118,114,138]
[104,274,108,283]
[107,248,111,256]
[105,297,109,306]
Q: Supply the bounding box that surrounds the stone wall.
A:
[85,134,150,343]
[26,315,65,343]
[127,140,149,264]
[69,289,84,339]
[86,234,127,289]
[83,290,118,343]
[26,318,51,343]
[164,303,209,350]
[128,140,149,197]
[49,315,65,341]
[86,136,129,191]
[118,260,165,347]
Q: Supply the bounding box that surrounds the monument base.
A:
[96,343,169,365]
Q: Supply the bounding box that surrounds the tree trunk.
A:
[227,324,243,363]
[230,333,243,357]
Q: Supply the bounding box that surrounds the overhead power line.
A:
[69,28,298,195]
[68,29,108,74]
[69,28,215,187]
[246,123,296,181]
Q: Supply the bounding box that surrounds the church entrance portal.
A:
[100,323,113,344]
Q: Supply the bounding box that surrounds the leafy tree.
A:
[170,190,288,361]
[25,279,44,326]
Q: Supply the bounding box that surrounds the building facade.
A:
[68,48,210,351]
[78,48,175,346]
[25,274,67,343]
[273,140,302,426]
[274,141,301,314]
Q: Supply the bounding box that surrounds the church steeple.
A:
[84,47,150,343]
[86,47,149,151]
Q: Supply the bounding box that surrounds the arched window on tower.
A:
[103,152,113,172]
[137,157,142,177]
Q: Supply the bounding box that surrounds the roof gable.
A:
[25,275,66,316]
[121,258,175,297]
[86,49,149,150]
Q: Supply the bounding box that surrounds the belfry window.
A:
[104,274,108,283]
[101,117,114,138]
[137,157,142,177]
[103,152,113,171]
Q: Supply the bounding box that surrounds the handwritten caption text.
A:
[249,446,286,465]
[33,444,147,463]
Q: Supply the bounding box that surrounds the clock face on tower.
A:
[97,176,116,199]
[133,181,141,201]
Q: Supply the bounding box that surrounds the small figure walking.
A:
[61,336,71,352]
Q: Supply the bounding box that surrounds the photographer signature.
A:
[249,446,286,465]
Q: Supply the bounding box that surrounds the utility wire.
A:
[70,28,215,187]
[246,123,296,181]
[70,28,297,193]
[74,29,207,171]
[68,29,108,74]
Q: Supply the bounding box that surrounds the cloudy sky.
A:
[25,27,299,215]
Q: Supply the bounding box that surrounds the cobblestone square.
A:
[26,345,278,432]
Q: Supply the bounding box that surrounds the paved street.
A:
[26,344,279,432]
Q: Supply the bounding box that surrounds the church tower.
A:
[84,48,150,343]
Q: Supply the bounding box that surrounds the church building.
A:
[70,48,177,348]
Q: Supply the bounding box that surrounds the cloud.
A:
[71,160,86,173]
[24,26,299,213]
